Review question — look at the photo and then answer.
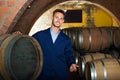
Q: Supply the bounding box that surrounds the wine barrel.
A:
[63,27,113,52]
[85,58,120,80]
[78,53,112,78]
[77,28,113,52]
[0,34,43,80]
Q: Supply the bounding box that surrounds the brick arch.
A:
[0,0,26,34]
[7,0,120,34]
[7,0,66,34]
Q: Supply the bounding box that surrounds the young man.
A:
[32,9,78,80]
[14,9,78,80]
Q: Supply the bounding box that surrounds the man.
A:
[33,9,78,80]
[14,9,78,80]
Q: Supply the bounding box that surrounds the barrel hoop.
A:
[99,28,103,51]
[75,52,79,64]
[90,61,97,80]
[0,34,17,80]
[72,29,76,49]
[81,56,86,75]
[78,29,83,50]
[101,59,107,80]
[88,28,92,51]
[4,35,24,79]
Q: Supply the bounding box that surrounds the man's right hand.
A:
[12,31,22,35]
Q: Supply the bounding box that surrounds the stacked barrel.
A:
[63,27,120,80]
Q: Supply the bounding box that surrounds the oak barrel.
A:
[63,27,113,52]
[78,53,112,78]
[85,58,120,80]
[0,34,43,80]
[77,28,113,52]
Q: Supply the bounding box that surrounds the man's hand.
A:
[69,64,79,72]
[12,31,22,35]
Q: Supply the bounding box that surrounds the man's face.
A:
[52,12,64,28]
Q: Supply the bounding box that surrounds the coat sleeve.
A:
[32,32,42,42]
[65,38,75,67]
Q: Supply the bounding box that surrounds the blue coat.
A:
[32,28,75,80]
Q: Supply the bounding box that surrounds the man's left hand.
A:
[69,64,79,72]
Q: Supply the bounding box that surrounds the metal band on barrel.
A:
[81,56,86,75]
[90,61,97,80]
[101,59,107,80]
[88,28,92,51]
[78,29,83,50]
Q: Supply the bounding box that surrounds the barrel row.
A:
[74,52,112,79]
[0,34,43,80]
[73,52,120,80]
[67,27,120,80]
[63,27,120,52]
[85,58,120,80]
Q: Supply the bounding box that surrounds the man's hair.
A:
[53,9,65,17]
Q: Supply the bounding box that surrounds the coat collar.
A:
[46,28,63,45]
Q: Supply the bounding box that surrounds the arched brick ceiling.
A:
[7,0,120,34]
